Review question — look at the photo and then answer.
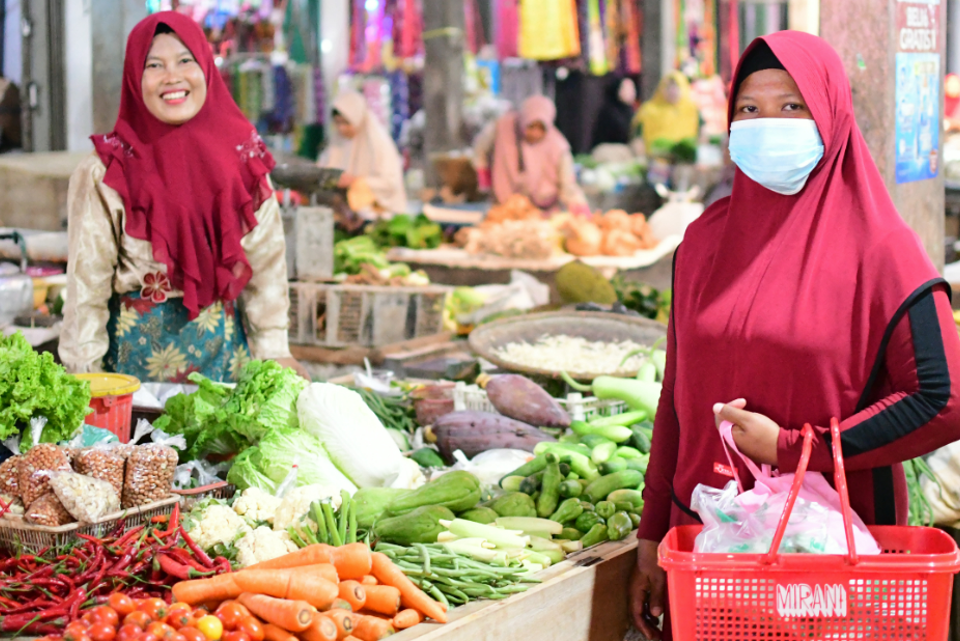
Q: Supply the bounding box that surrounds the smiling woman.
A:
[59,12,309,383]
[140,28,208,125]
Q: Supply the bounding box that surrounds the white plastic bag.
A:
[438,449,534,487]
[692,421,880,555]
[172,459,228,490]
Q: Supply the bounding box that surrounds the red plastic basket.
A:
[659,419,960,640]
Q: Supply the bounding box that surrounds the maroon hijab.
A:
[670,32,941,516]
[93,12,275,319]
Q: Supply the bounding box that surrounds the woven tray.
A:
[468,311,667,380]
[174,482,237,511]
[0,495,181,554]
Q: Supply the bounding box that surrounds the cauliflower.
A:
[236,526,299,568]
[186,504,252,551]
[233,488,282,526]
[273,485,342,532]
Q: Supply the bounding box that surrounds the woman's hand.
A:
[630,539,665,640]
[274,357,311,381]
[337,173,356,189]
[713,399,780,466]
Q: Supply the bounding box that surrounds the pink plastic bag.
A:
[691,421,880,555]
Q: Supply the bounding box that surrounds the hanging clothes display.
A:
[587,0,608,75]
[621,0,643,74]
[519,0,581,61]
[496,0,520,59]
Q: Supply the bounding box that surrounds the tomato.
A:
[137,599,168,622]
[137,634,160,641]
[82,613,99,626]
[171,635,186,641]
[39,636,63,641]
[146,623,177,641]
[88,624,117,641]
[124,612,153,631]
[116,625,143,641]
[65,623,92,641]
[109,594,136,618]
[178,628,206,641]
[232,605,250,620]
[213,604,245,632]
[222,631,250,641]
[235,618,263,641]
[74,634,93,641]
[92,607,120,629]
[196,616,223,641]
[166,604,193,630]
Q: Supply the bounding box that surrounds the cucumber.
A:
[559,479,583,498]
[519,473,542,495]
[580,434,615,449]
[615,446,642,460]
[502,455,549,484]
[591,442,619,465]
[588,410,648,429]
[607,489,644,509]
[584,470,645,503]
[599,457,628,475]
[572,421,633,443]
[411,447,445,468]
[625,458,648,474]
[500,475,525,492]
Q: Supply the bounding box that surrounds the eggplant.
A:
[432,411,557,462]
[485,375,571,428]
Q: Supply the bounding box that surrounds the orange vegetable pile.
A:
[165,543,447,641]
[563,209,657,256]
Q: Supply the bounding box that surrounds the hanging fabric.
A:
[349,0,367,70]
[496,0,520,59]
[605,0,621,73]
[587,0,608,75]
[622,0,642,74]
[519,0,581,61]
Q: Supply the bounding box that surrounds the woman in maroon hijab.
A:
[630,32,960,639]
[60,13,308,382]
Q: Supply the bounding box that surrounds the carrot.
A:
[233,569,339,610]
[172,574,241,605]
[350,614,395,641]
[370,553,446,624]
[360,576,377,586]
[360,586,400,617]
[324,599,352,611]
[343,637,362,641]
[299,563,340,584]
[392,609,422,630]
[338,581,366,611]
[319,610,354,640]
[237,593,316,633]
[246,544,372,580]
[300,612,339,641]
[263,624,298,641]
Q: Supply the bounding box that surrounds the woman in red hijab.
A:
[60,12,308,382]
[630,32,960,639]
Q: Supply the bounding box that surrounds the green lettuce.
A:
[0,332,90,444]
[153,372,245,461]
[256,428,357,493]
[226,448,277,493]
[221,361,308,442]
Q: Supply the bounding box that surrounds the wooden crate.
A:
[394,538,638,641]
[289,282,451,348]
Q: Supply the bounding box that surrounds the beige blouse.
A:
[60,154,292,374]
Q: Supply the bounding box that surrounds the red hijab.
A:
[93,12,275,319]
[670,32,942,517]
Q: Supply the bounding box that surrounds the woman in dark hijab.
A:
[590,76,637,148]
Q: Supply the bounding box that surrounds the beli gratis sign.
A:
[895,0,941,184]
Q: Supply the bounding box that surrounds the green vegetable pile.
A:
[0,332,90,445]
[611,276,671,323]
[289,491,359,548]
[905,457,942,527]
[155,360,307,461]
[366,213,443,250]
[351,387,417,434]
[334,236,392,275]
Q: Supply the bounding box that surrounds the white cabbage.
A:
[297,383,407,488]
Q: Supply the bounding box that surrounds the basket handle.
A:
[830,417,859,565]
[763,419,859,565]
[763,423,814,565]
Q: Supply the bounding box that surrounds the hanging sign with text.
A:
[895,0,941,184]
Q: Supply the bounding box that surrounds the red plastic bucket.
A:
[73,374,141,443]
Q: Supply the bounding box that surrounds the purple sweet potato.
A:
[485,375,571,428]
[432,411,557,462]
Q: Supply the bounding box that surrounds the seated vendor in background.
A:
[473,95,588,213]
[319,91,408,214]
[634,71,701,155]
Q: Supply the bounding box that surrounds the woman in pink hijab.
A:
[473,95,587,212]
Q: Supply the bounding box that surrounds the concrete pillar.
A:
[320,0,349,134]
[640,0,663,100]
[789,0,819,35]
[91,0,146,135]
[65,0,92,151]
[948,0,960,74]
[820,0,946,270]
[422,0,465,187]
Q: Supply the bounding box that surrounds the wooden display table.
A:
[395,538,638,641]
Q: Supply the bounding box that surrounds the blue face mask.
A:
[728,118,825,196]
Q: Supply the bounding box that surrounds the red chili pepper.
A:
[165,502,181,536]
[114,525,144,548]
[213,557,232,574]
[179,527,214,568]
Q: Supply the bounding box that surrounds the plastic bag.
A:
[50,472,120,523]
[122,444,178,508]
[440,449,534,487]
[0,456,20,497]
[274,459,300,499]
[692,421,880,555]
[172,459,227,490]
[74,447,125,497]
[129,419,187,451]
[25,493,74,527]
[18,443,71,506]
